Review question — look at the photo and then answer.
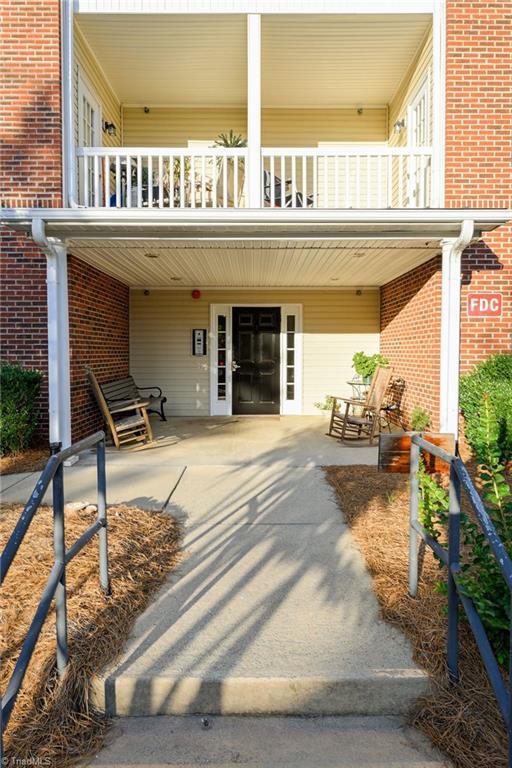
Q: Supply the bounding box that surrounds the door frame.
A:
[209,303,303,416]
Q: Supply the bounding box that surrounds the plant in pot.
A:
[314,395,335,415]
[352,352,389,384]
[214,130,247,207]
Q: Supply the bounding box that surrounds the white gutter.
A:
[61,0,78,208]
[1,208,510,227]
[32,219,73,454]
[439,218,475,441]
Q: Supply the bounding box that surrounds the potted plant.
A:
[352,351,389,384]
[214,130,247,207]
[314,395,335,417]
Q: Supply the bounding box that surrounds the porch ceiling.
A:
[76,13,431,108]
[68,238,440,287]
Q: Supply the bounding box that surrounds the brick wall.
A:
[380,257,443,430]
[68,255,130,441]
[0,228,49,439]
[445,0,511,369]
[0,0,62,208]
[380,1,511,429]
[445,0,512,210]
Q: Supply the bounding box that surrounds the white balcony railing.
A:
[261,147,433,209]
[76,147,248,209]
[76,146,433,210]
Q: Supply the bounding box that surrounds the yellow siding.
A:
[74,25,122,149]
[130,289,380,416]
[121,107,386,147]
[388,28,433,147]
[262,109,387,145]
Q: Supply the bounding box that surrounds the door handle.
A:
[231,360,241,372]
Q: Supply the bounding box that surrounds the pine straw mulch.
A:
[0,503,182,766]
[1,448,50,475]
[325,465,508,768]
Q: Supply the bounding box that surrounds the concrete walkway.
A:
[2,418,445,766]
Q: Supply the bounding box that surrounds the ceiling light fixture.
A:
[170,276,182,281]
[144,252,158,259]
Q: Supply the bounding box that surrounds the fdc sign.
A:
[467,293,503,317]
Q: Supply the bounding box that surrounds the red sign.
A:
[467,293,502,317]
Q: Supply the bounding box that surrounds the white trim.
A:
[247,14,261,208]
[75,1,435,14]
[209,302,303,416]
[62,0,78,207]
[432,0,446,207]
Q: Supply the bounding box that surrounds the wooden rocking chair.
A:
[327,365,394,445]
[86,367,154,449]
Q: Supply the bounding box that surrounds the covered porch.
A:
[1,207,509,452]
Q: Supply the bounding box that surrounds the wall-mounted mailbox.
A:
[192,329,207,356]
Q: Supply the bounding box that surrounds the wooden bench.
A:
[99,376,167,422]
[86,368,158,449]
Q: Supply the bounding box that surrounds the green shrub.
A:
[410,405,430,432]
[0,362,43,456]
[460,353,512,461]
[420,394,512,665]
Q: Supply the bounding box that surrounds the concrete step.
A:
[89,715,449,767]
[91,670,427,717]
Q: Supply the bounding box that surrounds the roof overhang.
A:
[1,208,510,243]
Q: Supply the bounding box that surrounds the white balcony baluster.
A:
[75,146,431,210]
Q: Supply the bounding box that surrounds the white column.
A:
[247,13,261,208]
[46,243,72,450]
[439,220,474,440]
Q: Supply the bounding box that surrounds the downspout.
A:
[61,0,78,208]
[32,219,73,454]
[439,218,474,442]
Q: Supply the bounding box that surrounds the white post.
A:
[46,244,72,451]
[439,221,474,440]
[431,0,446,208]
[247,13,261,208]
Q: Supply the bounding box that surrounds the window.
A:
[77,74,101,205]
[216,314,227,401]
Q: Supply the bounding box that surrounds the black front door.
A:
[232,307,281,415]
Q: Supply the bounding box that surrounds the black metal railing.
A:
[0,431,110,758]
[408,434,512,766]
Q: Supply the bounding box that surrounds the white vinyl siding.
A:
[130,289,379,416]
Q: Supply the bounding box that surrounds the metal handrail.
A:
[408,434,512,766]
[0,431,110,755]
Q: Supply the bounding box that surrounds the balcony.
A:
[76,145,433,209]
[73,11,437,211]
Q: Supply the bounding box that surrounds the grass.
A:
[325,465,508,768]
[0,502,181,766]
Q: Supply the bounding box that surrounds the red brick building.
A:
[1,0,510,445]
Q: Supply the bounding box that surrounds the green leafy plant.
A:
[410,405,430,432]
[460,353,512,462]
[214,130,247,148]
[0,362,43,456]
[352,351,389,380]
[420,393,512,665]
[314,395,335,411]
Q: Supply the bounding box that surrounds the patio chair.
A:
[262,169,314,208]
[327,365,394,445]
[86,367,154,449]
